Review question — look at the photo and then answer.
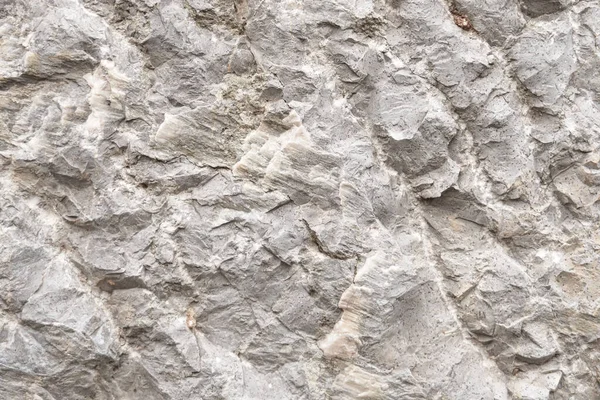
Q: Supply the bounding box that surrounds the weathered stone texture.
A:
[2,0,600,398]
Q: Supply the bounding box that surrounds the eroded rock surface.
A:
[2,0,600,398]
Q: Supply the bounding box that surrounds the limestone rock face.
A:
[2,0,600,399]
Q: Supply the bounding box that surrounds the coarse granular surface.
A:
[1,0,599,398]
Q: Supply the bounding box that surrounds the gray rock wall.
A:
[1,0,600,398]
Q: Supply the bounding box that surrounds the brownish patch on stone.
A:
[451,8,474,31]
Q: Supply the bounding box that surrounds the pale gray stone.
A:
[2,0,600,399]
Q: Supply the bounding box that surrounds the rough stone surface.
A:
[1,0,600,399]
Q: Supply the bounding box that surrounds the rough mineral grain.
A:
[1,0,600,399]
